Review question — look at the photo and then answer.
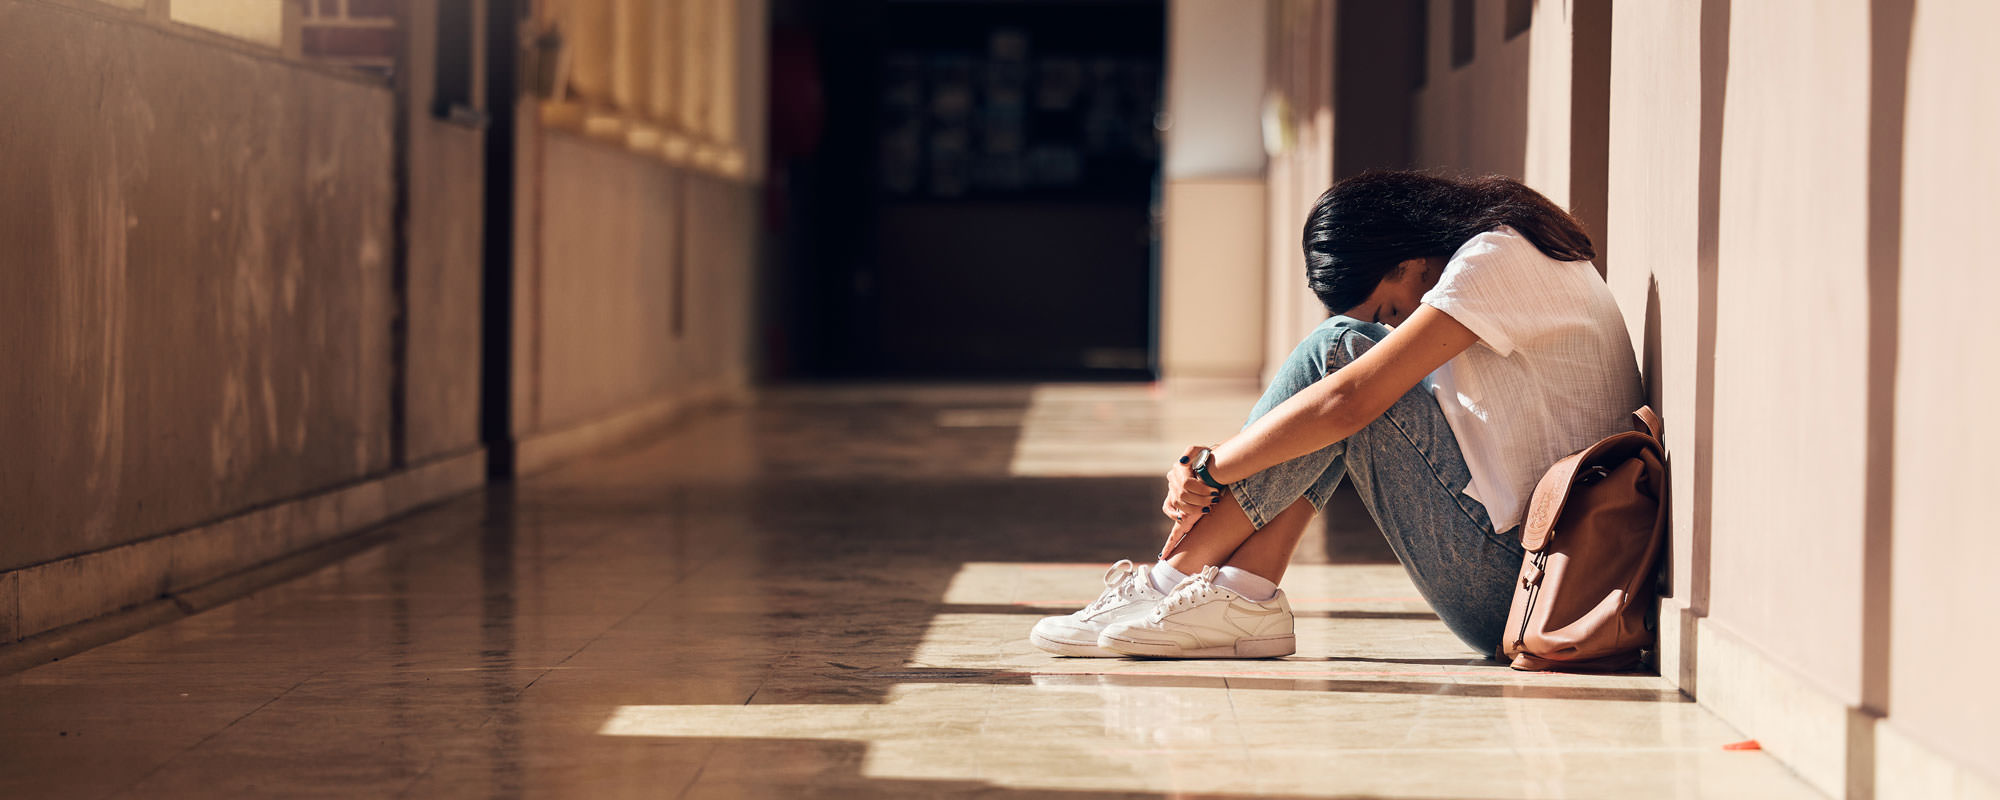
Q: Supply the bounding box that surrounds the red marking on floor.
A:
[1723,739,1762,751]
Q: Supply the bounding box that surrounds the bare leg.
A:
[1218,498,1316,584]
[1162,493,1315,583]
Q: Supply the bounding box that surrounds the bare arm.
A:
[1218,305,1479,484]
[1155,305,1480,553]
[1208,305,1476,483]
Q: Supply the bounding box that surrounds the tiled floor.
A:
[0,385,1823,798]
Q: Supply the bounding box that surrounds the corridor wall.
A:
[400,0,488,467]
[503,0,767,472]
[1410,0,1533,180]
[0,0,486,647]
[1598,2,1994,797]
[1261,0,2000,795]
[506,140,758,472]
[1884,2,2000,791]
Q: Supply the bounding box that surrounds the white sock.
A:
[1216,566,1279,602]
[1149,561,1189,594]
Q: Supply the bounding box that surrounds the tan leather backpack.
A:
[1501,407,1668,672]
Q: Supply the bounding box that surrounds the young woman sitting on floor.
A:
[1032,170,1644,659]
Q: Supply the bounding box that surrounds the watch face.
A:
[1194,449,1212,472]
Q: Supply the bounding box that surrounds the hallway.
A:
[0,386,1820,799]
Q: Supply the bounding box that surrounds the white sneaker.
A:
[1098,566,1295,659]
[1030,560,1168,657]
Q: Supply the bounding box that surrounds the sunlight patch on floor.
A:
[595,677,1815,798]
[1007,384,1258,477]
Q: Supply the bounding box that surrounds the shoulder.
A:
[1431,226,1542,296]
[1437,225,1597,293]
[1449,225,1546,268]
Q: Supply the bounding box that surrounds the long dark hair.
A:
[1303,171,1595,314]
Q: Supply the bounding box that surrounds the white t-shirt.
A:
[1419,226,1645,533]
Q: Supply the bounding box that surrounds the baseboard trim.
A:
[513,384,745,476]
[0,448,487,659]
[0,516,419,676]
[1653,597,1697,694]
[1694,619,1860,798]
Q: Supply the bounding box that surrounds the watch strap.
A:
[1192,449,1228,490]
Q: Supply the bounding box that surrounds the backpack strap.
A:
[1519,408,1665,552]
[1521,450,1585,552]
[1632,406,1663,440]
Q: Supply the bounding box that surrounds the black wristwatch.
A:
[1191,448,1229,490]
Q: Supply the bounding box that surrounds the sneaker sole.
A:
[1097,632,1296,659]
[1030,630,1122,658]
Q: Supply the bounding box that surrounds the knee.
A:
[1304,316,1391,372]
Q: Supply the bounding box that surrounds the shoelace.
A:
[1082,559,1145,614]
[1152,565,1222,619]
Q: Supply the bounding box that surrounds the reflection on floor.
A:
[0,385,1822,798]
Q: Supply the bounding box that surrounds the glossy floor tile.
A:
[0,385,1822,799]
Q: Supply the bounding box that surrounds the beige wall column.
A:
[1603,0,1706,692]
[1412,0,1608,272]
[1159,0,1268,387]
[1608,3,1874,795]
[1605,1,1997,796]
[1525,0,1611,273]
[734,0,766,182]
[1521,1,1574,209]
[1411,0,1531,178]
[1261,0,1335,384]
[706,0,738,146]
[512,0,763,473]
[563,0,611,105]
[677,0,708,137]
[1704,8,1872,794]
[1885,1,2000,794]
[1431,0,1996,793]
[646,0,676,124]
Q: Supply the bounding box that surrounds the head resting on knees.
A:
[1303,171,1596,325]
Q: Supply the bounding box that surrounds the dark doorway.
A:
[769,0,1165,380]
[480,0,523,478]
